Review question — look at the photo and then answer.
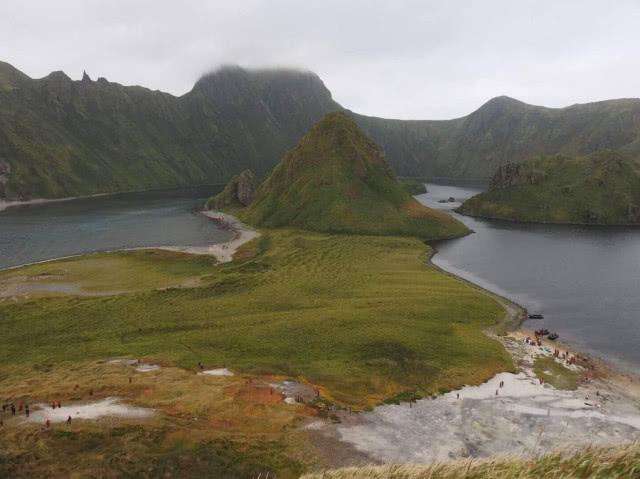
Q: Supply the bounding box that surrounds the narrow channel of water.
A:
[0,186,231,270]
[418,183,640,372]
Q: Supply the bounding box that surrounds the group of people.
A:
[524,336,578,366]
[1,399,74,429]
[2,401,28,417]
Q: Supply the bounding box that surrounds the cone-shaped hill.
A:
[242,112,469,239]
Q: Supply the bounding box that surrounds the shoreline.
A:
[155,210,260,263]
[0,193,112,212]
[0,210,257,272]
[426,245,526,332]
[427,244,639,382]
[0,183,227,213]
[455,207,640,228]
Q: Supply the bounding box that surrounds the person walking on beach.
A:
[67,415,72,425]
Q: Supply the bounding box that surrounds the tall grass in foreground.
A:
[301,442,640,479]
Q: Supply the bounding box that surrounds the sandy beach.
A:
[157,210,260,263]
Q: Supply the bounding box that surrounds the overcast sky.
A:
[1,0,639,119]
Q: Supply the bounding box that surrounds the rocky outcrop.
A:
[489,162,546,190]
[0,160,10,198]
[489,163,521,189]
[206,169,257,210]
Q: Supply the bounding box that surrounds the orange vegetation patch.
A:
[227,381,283,406]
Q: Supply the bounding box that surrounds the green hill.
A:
[242,112,468,239]
[458,150,640,224]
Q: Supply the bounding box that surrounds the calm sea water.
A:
[418,183,640,372]
[0,187,231,270]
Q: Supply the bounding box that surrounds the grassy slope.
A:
[0,62,341,200]
[301,442,640,479]
[399,178,428,195]
[458,151,640,224]
[242,112,468,240]
[0,230,511,408]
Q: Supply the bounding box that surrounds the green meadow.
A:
[0,229,512,407]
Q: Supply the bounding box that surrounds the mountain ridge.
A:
[2,59,640,200]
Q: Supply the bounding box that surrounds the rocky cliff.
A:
[206,169,257,210]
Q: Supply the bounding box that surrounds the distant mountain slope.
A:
[242,112,468,239]
[0,62,341,200]
[457,150,640,224]
[2,59,640,200]
[354,96,640,178]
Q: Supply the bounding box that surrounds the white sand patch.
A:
[304,420,325,430]
[26,397,153,423]
[199,368,234,376]
[135,363,160,372]
[0,193,109,212]
[158,211,259,263]
[107,358,138,366]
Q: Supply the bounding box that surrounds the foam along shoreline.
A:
[0,193,111,212]
[156,211,260,263]
[26,397,154,423]
[315,330,640,464]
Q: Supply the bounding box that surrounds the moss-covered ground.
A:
[533,356,581,390]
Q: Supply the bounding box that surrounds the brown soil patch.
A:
[229,382,283,406]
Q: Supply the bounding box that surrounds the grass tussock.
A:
[301,442,640,479]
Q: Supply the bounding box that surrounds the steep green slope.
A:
[0,62,341,200]
[3,59,640,200]
[458,150,640,224]
[242,112,468,239]
[354,96,640,179]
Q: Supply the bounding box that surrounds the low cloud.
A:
[1,0,639,119]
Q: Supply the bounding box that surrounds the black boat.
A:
[528,314,544,319]
[548,333,559,341]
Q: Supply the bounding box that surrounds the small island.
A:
[458,150,640,225]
